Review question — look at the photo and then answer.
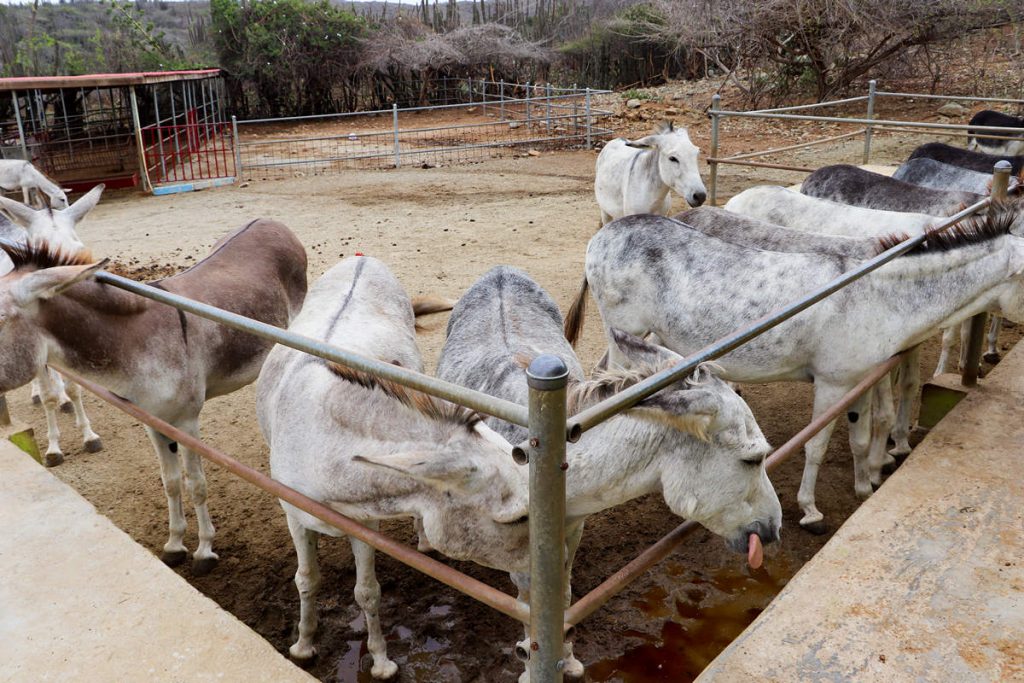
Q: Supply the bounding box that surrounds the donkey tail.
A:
[564,274,590,347]
[412,295,456,317]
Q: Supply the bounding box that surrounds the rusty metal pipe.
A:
[703,158,818,173]
[564,353,904,627]
[57,366,530,625]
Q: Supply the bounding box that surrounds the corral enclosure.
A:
[7,99,1020,681]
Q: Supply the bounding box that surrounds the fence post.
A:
[11,92,29,161]
[526,82,532,125]
[525,355,568,683]
[862,79,877,164]
[546,83,552,130]
[393,104,401,169]
[709,93,721,206]
[961,159,1012,386]
[500,80,505,121]
[468,76,473,104]
[231,115,243,179]
[129,87,153,193]
[585,88,592,150]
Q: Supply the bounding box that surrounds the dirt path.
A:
[11,136,1018,683]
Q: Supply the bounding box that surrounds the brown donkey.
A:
[0,219,307,574]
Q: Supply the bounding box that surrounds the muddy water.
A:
[586,556,796,682]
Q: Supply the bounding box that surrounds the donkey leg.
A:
[145,426,188,567]
[891,347,920,457]
[30,377,42,405]
[413,516,434,553]
[286,513,321,663]
[797,383,846,534]
[934,326,956,375]
[67,381,102,452]
[984,315,1001,363]
[35,367,65,467]
[958,319,971,372]
[50,369,73,413]
[178,421,218,575]
[867,380,894,488]
[847,391,874,500]
[350,523,398,679]
[560,520,586,679]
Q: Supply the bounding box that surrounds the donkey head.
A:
[0,253,106,392]
[626,121,707,208]
[355,422,531,572]
[605,329,781,556]
[0,184,104,255]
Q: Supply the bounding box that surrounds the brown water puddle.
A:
[586,557,795,682]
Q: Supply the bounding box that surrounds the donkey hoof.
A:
[983,352,1001,364]
[160,549,188,567]
[44,452,65,467]
[192,556,219,577]
[371,660,398,679]
[288,647,318,668]
[59,401,74,414]
[84,438,103,453]
[801,520,829,536]
[31,394,42,406]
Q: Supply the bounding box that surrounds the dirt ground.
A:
[9,102,1021,683]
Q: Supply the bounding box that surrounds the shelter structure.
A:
[0,70,233,195]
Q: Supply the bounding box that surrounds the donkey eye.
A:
[506,515,529,525]
[668,156,679,163]
[742,456,765,467]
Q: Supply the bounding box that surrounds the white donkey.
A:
[594,121,707,225]
[726,185,1022,376]
[0,185,106,462]
[256,257,531,679]
[565,211,1024,532]
[0,220,307,574]
[437,265,781,680]
[0,159,69,209]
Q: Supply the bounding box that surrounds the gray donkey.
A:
[438,266,781,680]
[257,257,531,679]
[801,164,982,215]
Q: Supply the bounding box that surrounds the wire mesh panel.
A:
[234,82,612,180]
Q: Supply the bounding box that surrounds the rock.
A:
[528,149,542,157]
[937,101,968,117]
[626,98,643,109]
[508,121,522,129]
[664,107,680,116]
[238,182,249,188]
[421,162,436,169]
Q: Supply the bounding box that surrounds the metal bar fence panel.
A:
[863,79,877,163]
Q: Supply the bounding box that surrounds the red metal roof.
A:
[0,69,221,92]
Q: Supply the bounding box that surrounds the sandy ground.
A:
[8,129,1020,683]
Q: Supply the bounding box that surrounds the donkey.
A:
[724,187,1019,376]
[908,142,1024,175]
[0,219,307,574]
[256,257,530,679]
[801,164,982,215]
[0,185,108,462]
[437,265,781,679]
[967,110,1024,157]
[594,121,706,225]
[0,159,69,209]
[564,211,1024,533]
[892,158,1021,196]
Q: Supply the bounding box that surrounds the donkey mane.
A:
[0,238,94,270]
[875,200,1016,255]
[326,361,481,432]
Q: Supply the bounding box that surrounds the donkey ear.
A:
[609,328,682,366]
[353,451,481,491]
[625,135,658,150]
[631,388,721,440]
[0,196,39,227]
[11,259,109,306]
[65,184,104,223]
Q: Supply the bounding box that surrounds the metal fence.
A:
[706,80,1024,205]
[231,80,613,178]
[13,167,1013,681]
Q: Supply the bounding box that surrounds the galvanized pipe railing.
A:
[567,197,992,438]
[82,270,531,429]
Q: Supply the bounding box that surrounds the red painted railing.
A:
[141,109,234,184]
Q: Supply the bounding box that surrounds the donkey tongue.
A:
[747,533,763,569]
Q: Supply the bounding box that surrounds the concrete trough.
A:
[0,441,313,682]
